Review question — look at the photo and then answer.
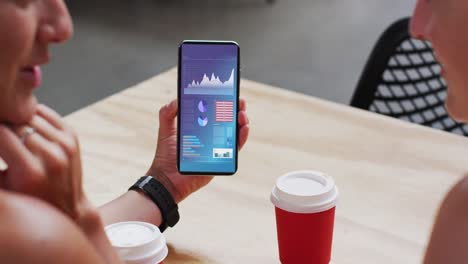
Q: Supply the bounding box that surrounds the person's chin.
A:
[10,96,38,125]
[445,94,468,123]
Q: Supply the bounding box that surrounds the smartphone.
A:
[177,40,240,175]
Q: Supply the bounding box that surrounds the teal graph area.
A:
[182,135,204,158]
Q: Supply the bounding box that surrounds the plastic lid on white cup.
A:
[270,170,339,214]
[105,221,168,264]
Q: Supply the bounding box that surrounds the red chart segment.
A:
[215,101,234,122]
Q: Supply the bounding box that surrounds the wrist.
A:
[130,176,180,232]
[146,168,182,203]
[99,190,163,227]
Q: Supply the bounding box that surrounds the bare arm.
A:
[424,175,468,263]
[99,190,163,226]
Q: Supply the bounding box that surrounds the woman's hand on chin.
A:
[0,104,98,226]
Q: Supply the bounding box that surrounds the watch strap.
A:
[129,176,180,232]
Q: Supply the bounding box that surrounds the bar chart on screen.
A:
[213,148,233,159]
[215,101,234,122]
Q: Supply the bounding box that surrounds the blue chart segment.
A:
[198,100,208,112]
[197,116,208,127]
[184,69,234,95]
[182,135,204,158]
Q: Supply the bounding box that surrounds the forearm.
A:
[78,207,124,264]
[98,190,163,227]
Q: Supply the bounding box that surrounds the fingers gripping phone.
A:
[177,40,240,175]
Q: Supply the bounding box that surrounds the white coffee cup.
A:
[105,221,168,264]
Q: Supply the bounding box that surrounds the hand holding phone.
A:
[146,97,249,203]
[177,41,240,175]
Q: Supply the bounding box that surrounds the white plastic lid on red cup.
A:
[105,221,168,264]
[270,170,339,214]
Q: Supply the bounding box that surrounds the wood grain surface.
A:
[65,68,468,264]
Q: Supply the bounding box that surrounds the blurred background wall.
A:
[38,0,416,115]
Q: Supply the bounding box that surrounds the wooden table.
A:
[66,68,468,264]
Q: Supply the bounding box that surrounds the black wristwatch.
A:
[129,176,180,232]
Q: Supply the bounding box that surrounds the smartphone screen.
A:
[177,41,240,175]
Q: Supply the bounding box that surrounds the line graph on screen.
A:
[184,69,234,95]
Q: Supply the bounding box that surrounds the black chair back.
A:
[350,17,468,136]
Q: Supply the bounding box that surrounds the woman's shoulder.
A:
[0,190,105,264]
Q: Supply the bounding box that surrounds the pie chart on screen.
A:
[198,116,208,127]
[198,100,208,113]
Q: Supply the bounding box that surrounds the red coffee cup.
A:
[270,171,339,264]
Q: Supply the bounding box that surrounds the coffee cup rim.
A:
[124,236,169,263]
[105,221,169,263]
[270,170,339,214]
[105,221,162,249]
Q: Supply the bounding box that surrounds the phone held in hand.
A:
[177,40,240,175]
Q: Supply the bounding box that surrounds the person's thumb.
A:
[158,100,178,140]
